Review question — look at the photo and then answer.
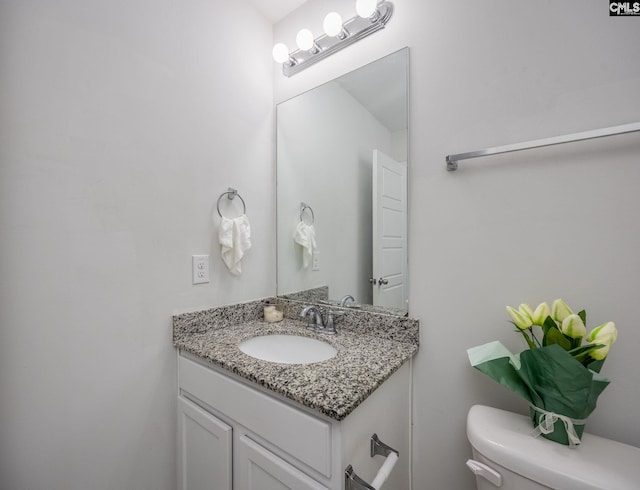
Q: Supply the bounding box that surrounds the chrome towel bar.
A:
[345,434,399,490]
[446,122,640,171]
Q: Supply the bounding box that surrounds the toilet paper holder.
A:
[345,434,399,490]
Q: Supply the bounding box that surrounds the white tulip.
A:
[561,314,587,339]
[587,322,618,360]
[551,299,573,323]
[587,321,618,343]
[506,305,533,330]
[531,302,551,326]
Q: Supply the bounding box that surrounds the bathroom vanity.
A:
[173,299,419,489]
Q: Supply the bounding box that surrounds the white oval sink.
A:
[239,334,337,364]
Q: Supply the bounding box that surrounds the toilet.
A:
[466,405,640,489]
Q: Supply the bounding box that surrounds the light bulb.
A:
[323,12,343,37]
[272,43,290,63]
[356,0,378,18]
[296,28,314,51]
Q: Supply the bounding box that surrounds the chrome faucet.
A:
[300,305,324,331]
[299,305,343,335]
[339,294,355,306]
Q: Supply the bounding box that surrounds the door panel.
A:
[373,149,408,311]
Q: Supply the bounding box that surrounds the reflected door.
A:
[372,149,408,311]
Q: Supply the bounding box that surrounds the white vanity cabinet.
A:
[178,396,232,490]
[177,351,411,490]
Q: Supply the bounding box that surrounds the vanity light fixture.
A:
[272,43,292,64]
[323,12,346,39]
[296,28,319,53]
[355,0,379,19]
[272,0,394,77]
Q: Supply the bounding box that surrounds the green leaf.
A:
[542,315,558,336]
[568,343,605,357]
[569,336,582,350]
[577,309,587,325]
[543,324,572,350]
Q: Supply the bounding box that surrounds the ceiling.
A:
[247,0,308,23]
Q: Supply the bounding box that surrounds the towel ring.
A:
[300,202,315,225]
[217,188,246,218]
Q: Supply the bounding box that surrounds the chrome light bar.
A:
[282,2,394,77]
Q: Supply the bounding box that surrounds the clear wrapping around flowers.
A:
[467,341,610,444]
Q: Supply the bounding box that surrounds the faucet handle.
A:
[319,309,344,335]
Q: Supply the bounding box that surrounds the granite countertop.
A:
[174,315,418,421]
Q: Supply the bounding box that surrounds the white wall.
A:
[277,81,392,303]
[275,1,640,489]
[0,1,274,488]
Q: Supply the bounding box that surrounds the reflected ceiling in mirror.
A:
[276,48,409,316]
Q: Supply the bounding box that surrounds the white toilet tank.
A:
[466,405,640,490]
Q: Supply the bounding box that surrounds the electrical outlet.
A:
[312,251,320,271]
[192,255,210,284]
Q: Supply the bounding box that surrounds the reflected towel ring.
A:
[300,202,315,225]
[217,188,246,218]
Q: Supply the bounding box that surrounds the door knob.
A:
[378,277,389,285]
[369,277,377,285]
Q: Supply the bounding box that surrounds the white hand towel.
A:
[219,214,251,275]
[293,221,316,268]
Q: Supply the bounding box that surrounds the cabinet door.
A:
[235,434,329,490]
[177,396,232,490]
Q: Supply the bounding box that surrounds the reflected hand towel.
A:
[293,221,316,268]
[219,215,251,275]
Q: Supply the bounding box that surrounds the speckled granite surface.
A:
[279,286,329,303]
[281,286,407,317]
[173,298,419,421]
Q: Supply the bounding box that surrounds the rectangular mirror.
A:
[276,48,409,316]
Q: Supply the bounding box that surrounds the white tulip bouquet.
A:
[468,299,618,446]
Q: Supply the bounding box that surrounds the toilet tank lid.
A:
[467,405,640,490]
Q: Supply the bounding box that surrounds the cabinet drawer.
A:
[178,354,332,477]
